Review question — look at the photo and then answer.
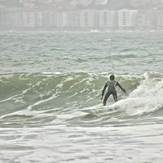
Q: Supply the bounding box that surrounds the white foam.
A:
[112,76,163,116]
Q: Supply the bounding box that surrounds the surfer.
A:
[101,75,128,106]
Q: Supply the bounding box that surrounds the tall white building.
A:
[68,10,80,28]
[57,11,69,28]
[137,9,158,29]
[99,10,117,29]
[158,12,163,29]
[28,12,36,27]
[25,10,42,29]
[118,9,138,29]
[79,9,99,29]
[42,10,57,28]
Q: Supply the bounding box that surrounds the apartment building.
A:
[0,8,23,30]
[118,9,138,29]
[99,10,118,29]
[157,10,163,29]
[57,11,69,28]
[137,9,159,29]
[79,9,99,29]
[42,10,57,29]
[0,8,42,30]
[68,10,80,28]
[27,10,42,28]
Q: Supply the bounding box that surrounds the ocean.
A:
[0,31,163,163]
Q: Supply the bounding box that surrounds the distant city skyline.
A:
[0,0,163,31]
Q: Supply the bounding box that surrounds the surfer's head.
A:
[110,75,115,80]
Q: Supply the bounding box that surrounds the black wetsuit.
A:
[102,80,126,106]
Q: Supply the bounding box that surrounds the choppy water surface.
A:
[0,31,163,163]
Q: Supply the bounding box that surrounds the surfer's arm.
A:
[101,83,107,100]
[116,82,126,93]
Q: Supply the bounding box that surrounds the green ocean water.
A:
[0,31,163,163]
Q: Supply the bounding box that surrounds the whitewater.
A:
[0,31,163,163]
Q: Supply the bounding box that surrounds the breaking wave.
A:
[0,71,162,127]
